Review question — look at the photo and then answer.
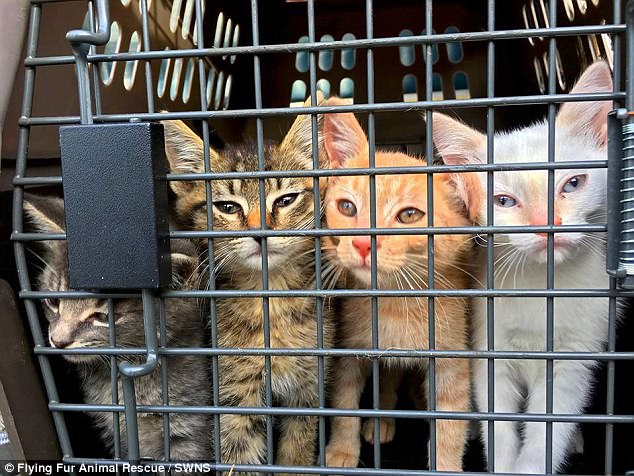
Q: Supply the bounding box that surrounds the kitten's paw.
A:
[325,444,360,468]
[362,417,396,444]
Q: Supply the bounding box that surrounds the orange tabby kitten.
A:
[323,100,475,471]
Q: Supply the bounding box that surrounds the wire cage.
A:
[6,0,634,475]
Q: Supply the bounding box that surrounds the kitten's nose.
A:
[251,235,262,246]
[352,236,375,260]
[50,337,71,349]
[534,215,562,237]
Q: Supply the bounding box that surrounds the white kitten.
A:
[432,61,616,474]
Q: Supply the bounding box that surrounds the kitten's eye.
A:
[562,175,587,193]
[337,200,357,217]
[214,201,242,215]
[89,312,109,324]
[494,195,518,208]
[397,207,425,224]
[44,297,59,311]
[274,193,299,209]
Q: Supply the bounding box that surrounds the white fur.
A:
[431,62,615,473]
[470,122,613,474]
[472,244,610,473]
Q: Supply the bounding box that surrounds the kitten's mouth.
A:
[531,235,576,263]
[535,236,572,251]
[242,249,284,270]
[64,354,100,364]
[247,249,281,259]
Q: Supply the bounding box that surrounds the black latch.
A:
[59,122,171,289]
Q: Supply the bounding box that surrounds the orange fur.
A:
[323,103,474,472]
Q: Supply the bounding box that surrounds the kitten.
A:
[24,193,212,468]
[162,109,334,476]
[431,61,615,473]
[322,99,474,471]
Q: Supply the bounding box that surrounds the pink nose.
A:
[533,215,562,237]
[50,337,70,348]
[352,236,374,260]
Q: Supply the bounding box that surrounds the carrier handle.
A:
[66,0,110,124]
[66,0,110,49]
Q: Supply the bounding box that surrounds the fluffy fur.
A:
[432,61,615,473]
[162,104,334,476]
[24,193,212,468]
[322,99,474,471]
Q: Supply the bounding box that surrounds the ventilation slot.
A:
[230,25,240,64]
[295,36,309,73]
[522,4,536,45]
[222,18,233,60]
[399,30,415,67]
[214,12,225,48]
[192,0,206,44]
[444,26,464,64]
[123,31,141,91]
[214,71,225,110]
[182,58,195,103]
[341,33,356,70]
[340,77,354,103]
[421,30,439,64]
[402,74,418,102]
[169,0,183,33]
[318,35,334,71]
[453,71,470,100]
[563,0,575,21]
[290,79,307,107]
[223,75,232,110]
[317,79,331,98]
[206,68,217,107]
[433,73,443,101]
[534,57,546,94]
[100,21,121,86]
[170,57,184,101]
[529,0,546,42]
[157,48,171,98]
[181,0,195,39]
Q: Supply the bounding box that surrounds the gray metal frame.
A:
[10,0,634,474]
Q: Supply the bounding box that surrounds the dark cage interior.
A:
[2,0,634,474]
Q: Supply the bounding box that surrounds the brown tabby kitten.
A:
[24,193,212,468]
[322,100,474,472]
[162,111,334,475]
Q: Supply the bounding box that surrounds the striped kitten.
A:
[162,111,334,476]
[24,193,211,469]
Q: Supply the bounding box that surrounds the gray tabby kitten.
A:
[162,106,334,476]
[24,193,211,468]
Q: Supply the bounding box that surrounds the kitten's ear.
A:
[443,173,483,224]
[431,112,486,165]
[556,61,612,147]
[162,120,219,195]
[431,114,485,223]
[279,92,326,169]
[23,193,65,235]
[323,96,368,169]
[169,239,199,289]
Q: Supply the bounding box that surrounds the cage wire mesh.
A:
[8,0,634,474]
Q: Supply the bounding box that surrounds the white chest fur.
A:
[472,246,612,352]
